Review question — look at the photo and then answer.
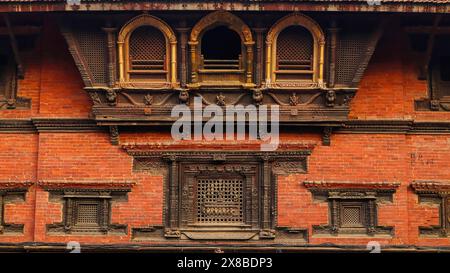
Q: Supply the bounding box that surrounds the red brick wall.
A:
[0,17,448,249]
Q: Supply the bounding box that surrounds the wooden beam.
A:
[0,26,41,36]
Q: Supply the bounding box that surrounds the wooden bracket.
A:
[109,125,119,145]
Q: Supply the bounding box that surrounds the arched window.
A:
[266,13,325,88]
[128,26,166,81]
[118,14,178,88]
[276,26,314,81]
[188,11,255,89]
[201,26,242,70]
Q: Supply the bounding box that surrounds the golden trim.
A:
[265,13,325,88]
[117,14,178,89]
[188,11,255,88]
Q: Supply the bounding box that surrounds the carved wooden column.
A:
[245,42,255,85]
[188,41,199,84]
[167,156,179,233]
[328,20,339,88]
[176,26,190,88]
[260,156,273,237]
[439,193,448,236]
[102,24,118,88]
[253,28,266,87]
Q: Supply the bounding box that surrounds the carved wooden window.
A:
[117,14,178,89]
[129,151,309,241]
[200,26,242,71]
[339,201,367,229]
[188,11,255,89]
[196,177,244,224]
[46,189,129,234]
[307,187,396,237]
[128,26,167,82]
[266,13,325,88]
[275,26,314,82]
[429,35,450,108]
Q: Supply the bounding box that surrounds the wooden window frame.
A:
[265,13,325,89]
[117,14,178,89]
[46,189,130,235]
[187,11,256,89]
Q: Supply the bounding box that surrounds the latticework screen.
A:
[75,29,108,85]
[340,203,366,228]
[196,178,244,224]
[129,26,166,73]
[74,202,100,227]
[336,32,369,85]
[276,26,313,72]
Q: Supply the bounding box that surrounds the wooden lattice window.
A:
[266,13,325,88]
[46,189,129,235]
[127,26,167,82]
[276,26,314,81]
[188,11,255,89]
[308,187,396,237]
[339,201,367,229]
[196,177,244,224]
[117,14,178,88]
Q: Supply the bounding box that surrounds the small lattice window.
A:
[196,178,243,224]
[340,202,366,228]
[128,26,167,81]
[63,197,110,233]
[276,26,314,81]
[75,202,100,227]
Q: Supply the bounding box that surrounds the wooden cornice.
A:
[304,181,401,190]
[1,118,450,134]
[37,180,136,190]
[411,180,450,194]
[0,181,33,191]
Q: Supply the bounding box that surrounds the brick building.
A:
[0,0,449,252]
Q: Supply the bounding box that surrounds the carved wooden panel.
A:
[46,189,129,235]
[307,187,396,236]
[128,150,310,241]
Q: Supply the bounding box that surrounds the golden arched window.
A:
[118,14,178,88]
[266,13,325,88]
[188,11,255,89]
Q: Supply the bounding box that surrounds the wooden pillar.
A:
[254,28,266,87]
[328,20,339,88]
[176,26,190,88]
[102,25,118,88]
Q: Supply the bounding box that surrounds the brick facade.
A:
[0,9,449,252]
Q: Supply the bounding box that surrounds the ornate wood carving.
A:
[109,125,119,145]
[265,13,325,88]
[127,150,310,241]
[305,181,398,237]
[44,185,133,235]
[117,14,178,89]
[187,11,255,89]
